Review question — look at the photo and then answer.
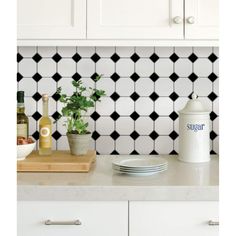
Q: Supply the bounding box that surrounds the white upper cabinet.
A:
[185,0,219,39]
[17,0,219,45]
[17,0,86,39]
[87,0,184,39]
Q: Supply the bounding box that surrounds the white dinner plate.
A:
[112,157,168,168]
[113,168,167,176]
[112,165,168,172]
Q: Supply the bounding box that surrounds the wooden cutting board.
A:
[17,150,96,172]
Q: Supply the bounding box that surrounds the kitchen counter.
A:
[17,155,219,201]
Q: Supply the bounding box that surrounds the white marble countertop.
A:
[17,155,219,201]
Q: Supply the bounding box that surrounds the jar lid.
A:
[179,93,210,115]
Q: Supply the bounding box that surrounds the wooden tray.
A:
[17,150,96,173]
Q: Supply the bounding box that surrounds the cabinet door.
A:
[130,201,219,236]
[185,0,219,39]
[18,201,128,236]
[87,0,184,39]
[17,0,86,39]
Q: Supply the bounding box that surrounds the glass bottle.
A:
[17,91,29,138]
[39,94,52,155]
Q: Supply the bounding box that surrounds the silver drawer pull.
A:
[45,219,81,225]
[208,220,219,226]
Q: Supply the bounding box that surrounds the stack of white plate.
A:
[112,157,168,176]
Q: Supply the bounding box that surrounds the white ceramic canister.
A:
[178,93,210,163]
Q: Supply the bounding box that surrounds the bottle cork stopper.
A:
[42,94,49,102]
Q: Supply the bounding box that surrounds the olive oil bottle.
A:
[17,91,29,138]
[39,94,52,155]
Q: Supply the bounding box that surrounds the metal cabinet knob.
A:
[208,220,219,226]
[187,16,195,24]
[173,16,183,24]
[45,219,82,225]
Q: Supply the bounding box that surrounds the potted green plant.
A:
[56,76,105,155]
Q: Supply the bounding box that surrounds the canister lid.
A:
[179,93,210,115]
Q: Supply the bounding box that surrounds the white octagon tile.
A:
[136,77,154,96]
[19,59,36,77]
[116,97,134,116]
[18,78,37,96]
[155,98,173,116]
[155,136,173,154]
[155,59,173,77]
[136,98,153,116]
[116,59,134,77]
[96,117,115,135]
[96,59,115,77]
[77,59,95,77]
[175,78,193,96]
[116,78,134,96]
[194,78,213,96]
[194,58,212,77]
[96,136,114,154]
[116,136,134,154]
[58,59,76,77]
[116,117,134,135]
[135,117,153,135]
[38,59,56,77]
[155,117,173,135]
[135,136,154,154]
[175,59,192,77]
[155,78,173,96]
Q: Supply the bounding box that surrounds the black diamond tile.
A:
[91,53,100,63]
[130,53,140,62]
[210,111,218,121]
[150,53,159,63]
[169,73,179,82]
[208,92,217,101]
[169,92,179,101]
[130,111,140,121]
[208,53,218,63]
[17,53,23,63]
[92,131,100,140]
[110,131,120,140]
[32,53,42,63]
[96,151,100,155]
[169,53,179,62]
[72,53,81,62]
[52,73,62,82]
[169,131,179,140]
[52,92,61,101]
[130,92,140,101]
[210,131,218,140]
[130,73,140,82]
[17,73,23,82]
[72,72,81,81]
[52,111,61,121]
[149,131,159,140]
[110,92,120,101]
[32,92,42,101]
[32,131,39,140]
[52,53,62,63]
[169,111,179,121]
[149,111,159,121]
[32,73,42,82]
[149,92,159,101]
[188,53,198,63]
[110,111,120,121]
[150,150,159,155]
[130,150,139,155]
[91,73,99,81]
[188,73,198,82]
[110,73,120,82]
[32,111,42,121]
[92,92,101,101]
[52,131,62,140]
[150,73,159,82]
[210,150,217,155]
[170,150,178,155]
[111,150,119,155]
[130,131,140,140]
[111,53,120,63]
[188,92,197,99]
[90,111,100,121]
[208,73,218,82]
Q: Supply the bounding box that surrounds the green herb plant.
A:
[56,75,105,135]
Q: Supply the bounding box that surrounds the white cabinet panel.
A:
[185,0,219,39]
[18,201,128,236]
[130,201,219,236]
[87,0,184,39]
[17,0,86,39]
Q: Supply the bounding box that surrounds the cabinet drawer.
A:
[130,201,218,236]
[18,201,128,236]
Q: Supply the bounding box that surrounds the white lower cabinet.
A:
[130,201,219,236]
[18,201,128,236]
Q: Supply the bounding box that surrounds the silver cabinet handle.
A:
[208,220,219,226]
[45,219,82,225]
[187,16,195,24]
[173,16,183,24]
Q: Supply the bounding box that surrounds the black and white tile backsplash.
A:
[17,46,219,155]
